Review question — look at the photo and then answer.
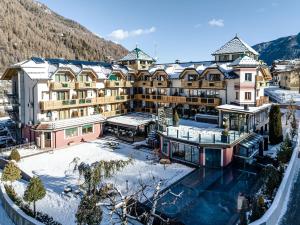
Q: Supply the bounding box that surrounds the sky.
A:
[38,0,300,63]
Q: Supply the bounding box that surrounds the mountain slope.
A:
[0,0,128,72]
[253,32,300,65]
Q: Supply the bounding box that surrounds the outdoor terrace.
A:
[161,125,248,145]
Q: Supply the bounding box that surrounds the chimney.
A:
[175,59,180,64]
[244,104,249,110]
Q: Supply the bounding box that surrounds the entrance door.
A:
[205,148,221,168]
[44,132,51,148]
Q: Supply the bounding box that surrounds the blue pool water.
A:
[154,166,259,225]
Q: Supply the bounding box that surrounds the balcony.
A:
[181,81,200,88]
[102,109,128,117]
[256,96,269,107]
[134,81,153,87]
[40,98,97,111]
[105,80,133,88]
[96,95,132,104]
[75,82,96,89]
[134,94,221,106]
[201,80,225,89]
[50,82,75,90]
[152,80,169,88]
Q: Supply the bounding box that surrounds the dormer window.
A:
[55,73,69,82]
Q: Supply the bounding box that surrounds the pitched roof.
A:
[118,48,155,62]
[230,55,260,67]
[212,36,259,56]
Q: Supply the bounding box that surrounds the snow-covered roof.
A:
[217,104,271,114]
[106,112,155,128]
[212,36,259,56]
[118,48,155,62]
[36,114,105,130]
[230,55,260,67]
[1,57,119,80]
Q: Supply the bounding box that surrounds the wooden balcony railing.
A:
[152,80,169,87]
[40,98,97,111]
[97,95,132,104]
[105,80,132,88]
[50,82,75,90]
[181,80,200,88]
[134,94,221,106]
[75,82,96,89]
[134,81,153,87]
[102,109,128,117]
[201,80,225,89]
[256,96,269,107]
[40,95,132,111]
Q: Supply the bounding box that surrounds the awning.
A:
[240,133,263,149]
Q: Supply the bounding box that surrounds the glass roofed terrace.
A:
[161,125,248,146]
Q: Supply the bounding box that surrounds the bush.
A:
[277,135,293,164]
[261,165,282,198]
[4,184,22,205]
[249,195,266,222]
[1,161,21,185]
[9,149,21,162]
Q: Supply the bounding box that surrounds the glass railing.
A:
[164,126,246,145]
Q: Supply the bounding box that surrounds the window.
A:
[78,74,89,82]
[57,91,69,100]
[245,73,252,81]
[82,124,93,134]
[236,92,239,100]
[55,73,68,82]
[65,127,78,138]
[245,92,251,100]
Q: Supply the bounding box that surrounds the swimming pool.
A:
[154,166,259,225]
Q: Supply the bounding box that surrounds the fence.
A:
[0,142,36,155]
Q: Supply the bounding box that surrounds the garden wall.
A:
[0,184,43,225]
[249,124,300,225]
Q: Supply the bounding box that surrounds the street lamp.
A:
[17,122,22,144]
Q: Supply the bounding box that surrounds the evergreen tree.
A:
[9,149,21,162]
[23,177,46,217]
[76,194,102,225]
[290,113,297,140]
[1,161,21,185]
[277,134,293,164]
[269,105,283,145]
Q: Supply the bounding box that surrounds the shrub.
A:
[1,161,21,185]
[269,105,283,145]
[249,195,266,222]
[261,165,282,198]
[9,149,21,162]
[277,135,293,164]
[4,184,22,205]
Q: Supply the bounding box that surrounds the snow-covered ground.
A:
[265,86,300,104]
[12,137,192,225]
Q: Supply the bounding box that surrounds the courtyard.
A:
[12,136,192,225]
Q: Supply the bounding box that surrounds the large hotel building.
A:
[1,36,272,168]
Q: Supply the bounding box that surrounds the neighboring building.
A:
[0,36,272,168]
[271,59,300,89]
